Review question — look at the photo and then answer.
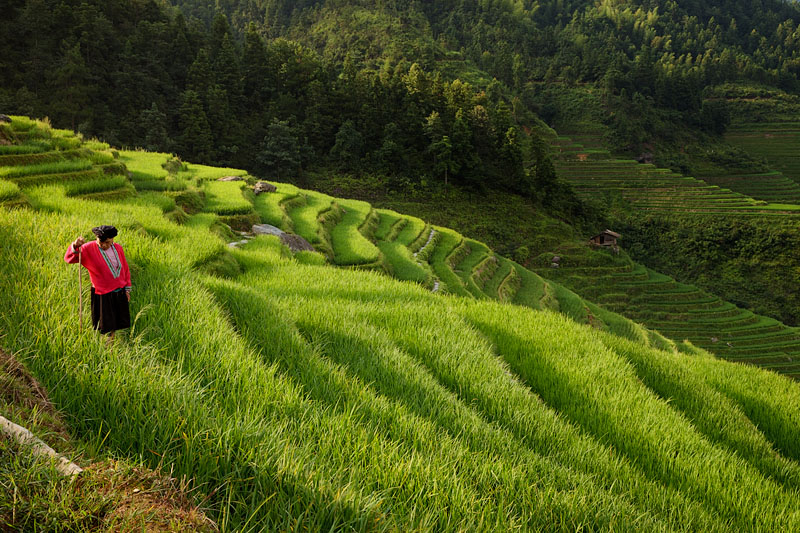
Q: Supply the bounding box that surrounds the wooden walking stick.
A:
[78,246,83,329]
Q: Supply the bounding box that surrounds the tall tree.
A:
[177,89,213,163]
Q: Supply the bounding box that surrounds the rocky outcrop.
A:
[252,223,314,253]
[254,181,277,194]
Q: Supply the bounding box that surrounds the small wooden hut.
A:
[589,230,621,252]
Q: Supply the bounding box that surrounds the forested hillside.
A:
[0,0,551,202]
[6,0,800,192]
[172,0,800,151]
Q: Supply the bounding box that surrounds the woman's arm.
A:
[64,236,87,264]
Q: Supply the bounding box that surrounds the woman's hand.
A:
[73,236,87,250]
[126,292,131,302]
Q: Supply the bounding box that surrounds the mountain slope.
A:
[2,117,800,529]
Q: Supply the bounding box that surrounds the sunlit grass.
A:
[64,176,129,197]
[4,121,800,530]
[184,163,247,181]
[330,199,380,265]
[203,181,254,216]
[286,191,334,244]
[0,160,93,179]
[0,180,20,202]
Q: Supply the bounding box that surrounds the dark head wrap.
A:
[92,225,118,241]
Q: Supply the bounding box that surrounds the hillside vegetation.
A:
[3,117,800,530]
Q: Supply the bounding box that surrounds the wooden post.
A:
[78,247,83,329]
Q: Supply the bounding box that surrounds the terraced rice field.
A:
[257,180,681,343]
[5,116,800,529]
[0,118,131,205]
[551,134,800,214]
[697,171,800,204]
[726,123,800,187]
[537,255,800,379]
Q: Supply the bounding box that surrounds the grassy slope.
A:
[0,348,216,531]
[2,118,800,529]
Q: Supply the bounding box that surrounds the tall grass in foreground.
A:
[463,303,800,531]
[233,246,723,530]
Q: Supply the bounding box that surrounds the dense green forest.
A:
[172,0,800,150]
[5,0,800,192]
[0,0,547,200]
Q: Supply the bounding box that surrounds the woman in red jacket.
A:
[64,225,131,339]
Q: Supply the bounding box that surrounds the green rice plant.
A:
[374,209,402,240]
[286,192,333,244]
[11,169,103,188]
[6,138,800,529]
[87,151,115,165]
[221,254,711,531]
[6,176,800,530]
[123,192,177,214]
[377,241,431,285]
[279,277,721,529]
[600,333,800,488]
[64,176,128,197]
[464,304,800,532]
[330,199,380,266]
[0,159,93,179]
[51,136,83,151]
[0,180,20,202]
[7,116,40,132]
[453,239,492,299]
[294,250,327,265]
[252,183,299,229]
[394,215,426,246]
[429,226,470,297]
[185,163,247,181]
[0,142,51,155]
[203,181,253,216]
[482,257,516,300]
[118,150,170,180]
[359,208,380,241]
[131,177,188,192]
[83,140,111,151]
[0,148,91,169]
[510,262,547,308]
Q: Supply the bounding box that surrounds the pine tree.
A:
[141,102,170,152]
[177,90,213,163]
[256,118,310,178]
[48,38,93,131]
[330,120,364,170]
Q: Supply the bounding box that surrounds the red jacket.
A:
[64,241,132,295]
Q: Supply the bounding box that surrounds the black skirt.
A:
[90,288,131,334]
